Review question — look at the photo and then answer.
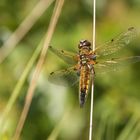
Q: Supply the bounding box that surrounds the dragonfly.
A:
[48,27,140,107]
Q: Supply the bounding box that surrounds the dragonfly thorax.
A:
[79,51,96,66]
[80,54,89,65]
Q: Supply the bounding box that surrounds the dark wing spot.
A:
[61,50,64,53]
[49,46,52,48]
[128,27,134,31]
[64,69,68,72]
[50,72,54,75]
[73,67,77,70]
[111,57,117,60]
[95,61,98,64]
[111,39,114,42]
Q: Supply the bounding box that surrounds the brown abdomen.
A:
[79,66,90,107]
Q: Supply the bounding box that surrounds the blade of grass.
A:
[0,0,54,64]
[106,115,115,140]
[47,108,72,140]
[89,0,96,139]
[117,115,138,140]
[12,0,65,140]
[111,117,117,140]
[0,0,55,134]
[95,112,108,140]
[127,122,140,140]
[0,40,43,136]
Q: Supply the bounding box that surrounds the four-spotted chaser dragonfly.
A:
[48,27,140,107]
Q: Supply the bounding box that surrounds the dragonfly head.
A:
[78,40,91,50]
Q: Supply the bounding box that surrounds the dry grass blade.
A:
[12,0,65,140]
[0,41,42,135]
[0,0,54,135]
[89,0,96,140]
[0,0,54,64]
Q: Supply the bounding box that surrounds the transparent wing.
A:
[48,66,79,86]
[94,56,140,75]
[95,27,138,60]
[49,46,78,64]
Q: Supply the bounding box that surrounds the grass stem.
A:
[0,0,54,64]
[12,0,65,140]
[89,0,96,139]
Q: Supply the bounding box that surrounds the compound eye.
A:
[84,41,91,46]
[78,40,91,48]
[78,44,82,49]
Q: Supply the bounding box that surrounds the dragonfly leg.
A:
[87,60,96,74]
[73,64,81,76]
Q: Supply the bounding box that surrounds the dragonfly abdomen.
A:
[79,66,90,107]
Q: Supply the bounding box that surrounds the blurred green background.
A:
[0,0,140,140]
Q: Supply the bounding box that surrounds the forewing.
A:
[95,27,138,60]
[48,66,79,86]
[49,46,78,64]
[94,56,140,75]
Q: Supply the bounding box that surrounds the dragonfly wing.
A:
[48,66,79,86]
[94,56,140,75]
[95,27,138,60]
[49,46,78,64]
